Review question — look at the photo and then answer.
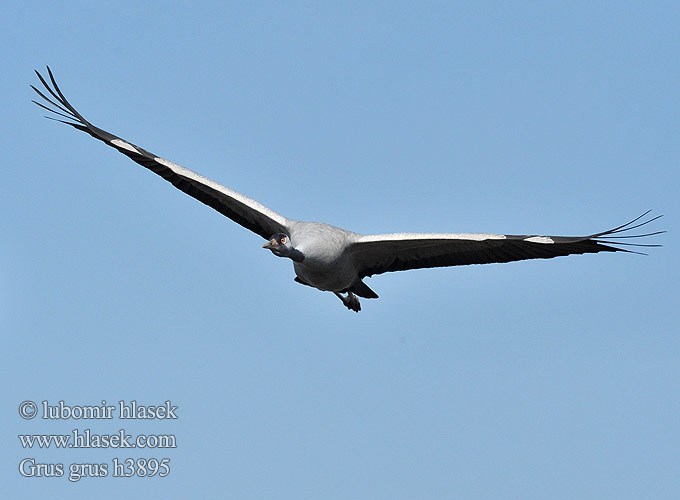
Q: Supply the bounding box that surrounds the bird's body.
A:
[32,67,663,312]
[290,222,359,293]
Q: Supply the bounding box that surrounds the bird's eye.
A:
[280,236,287,244]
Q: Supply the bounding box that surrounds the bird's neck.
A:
[289,248,305,263]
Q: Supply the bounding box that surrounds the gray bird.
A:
[32,67,663,312]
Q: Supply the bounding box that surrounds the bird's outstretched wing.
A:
[32,66,290,240]
[349,212,664,278]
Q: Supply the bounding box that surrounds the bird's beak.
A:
[262,239,277,250]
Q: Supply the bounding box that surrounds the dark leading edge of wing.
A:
[31,66,289,240]
[351,211,664,279]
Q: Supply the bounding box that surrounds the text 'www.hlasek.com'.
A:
[17,400,178,482]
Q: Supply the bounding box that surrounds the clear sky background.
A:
[2,2,678,499]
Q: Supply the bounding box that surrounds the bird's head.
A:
[263,233,304,262]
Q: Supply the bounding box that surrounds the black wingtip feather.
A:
[32,66,89,127]
[46,66,81,120]
[590,211,665,254]
[593,211,663,237]
[32,100,78,122]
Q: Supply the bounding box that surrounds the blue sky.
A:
[2,2,678,498]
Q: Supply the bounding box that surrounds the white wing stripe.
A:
[523,236,554,244]
[153,156,289,228]
[111,138,139,153]
[357,232,507,243]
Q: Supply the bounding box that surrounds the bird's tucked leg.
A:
[334,291,361,312]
